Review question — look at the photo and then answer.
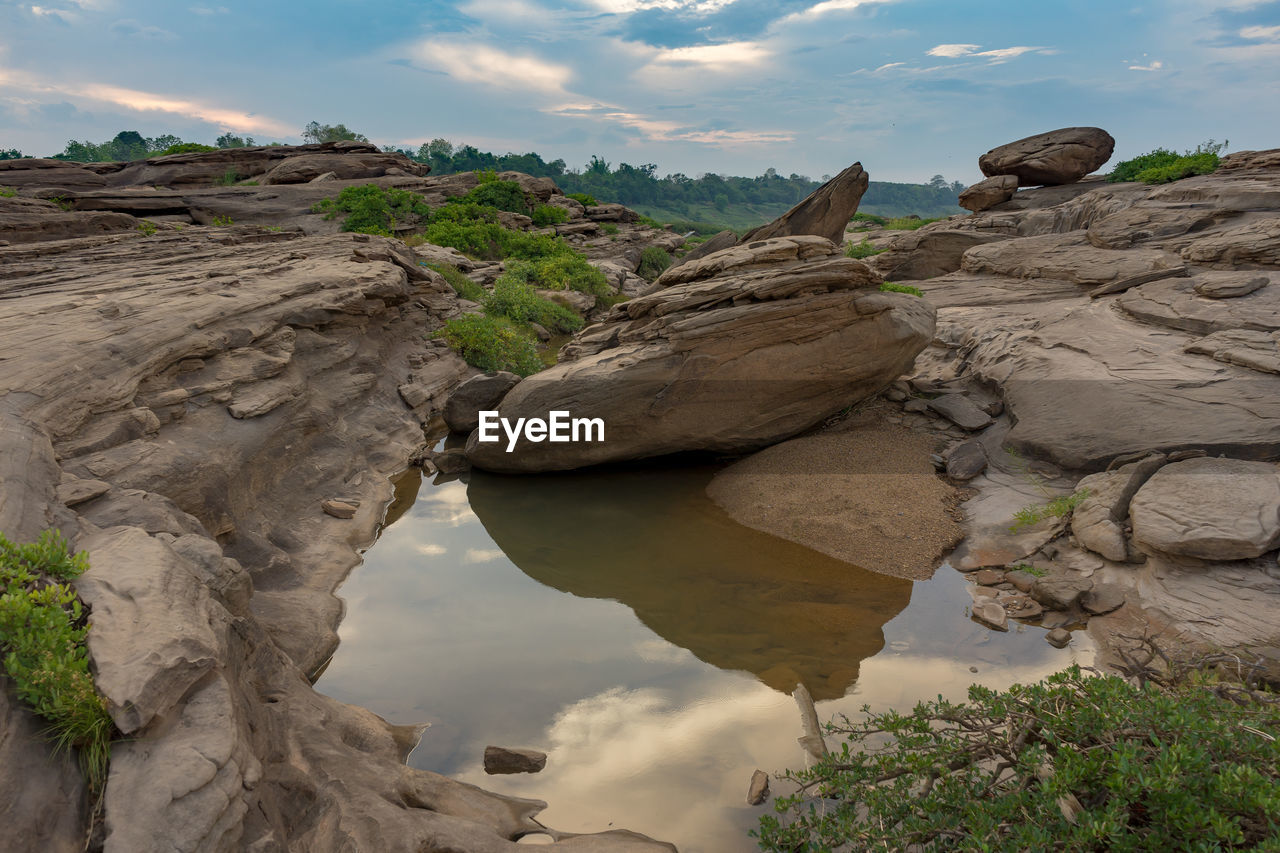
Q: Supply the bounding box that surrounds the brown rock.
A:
[1045,628,1072,648]
[946,439,988,480]
[1081,584,1125,615]
[747,769,770,805]
[483,746,547,775]
[443,372,521,433]
[927,394,992,431]
[959,175,1019,212]
[979,127,1116,186]
[740,162,869,245]
[974,569,1004,586]
[971,598,1009,631]
[1031,576,1093,610]
[322,499,359,519]
[870,229,1008,281]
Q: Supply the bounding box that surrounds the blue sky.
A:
[1,0,1277,183]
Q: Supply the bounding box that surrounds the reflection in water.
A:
[467,465,911,700]
[317,464,1094,853]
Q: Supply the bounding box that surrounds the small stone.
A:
[484,746,547,775]
[433,448,471,475]
[1004,570,1038,593]
[1000,593,1044,620]
[884,388,908,403]
[1031,576,1093,610]
[971,599,1009,631]
[747,769,770,805]
[975,569,1004,586]
[1040,611,1077,630]
[1080,584,1125,615]
[321,499,358,519]
[946,439,988,481]
[927,394,993,431]
[56,477,111,507]
[1046,628,1072,648]
[969,666,979,673]
[903,399,929,413]
[1193,274,1268,299]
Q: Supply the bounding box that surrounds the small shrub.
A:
[637,246,673,280]
[136,220,158,237]
[1009,562,1047,577]
[0,186,17,198]
[1010,488,1089,531]
[850,212,887,227]
[879,282,923,296]
[757,664,1280,851]
[435,314,543,376]
[1110,140,1227,184]
[424,262,485,302]
[567,192,597,207]
[474,168,500,184]
[157,142,217,156]
[531,204,569,226]
[484,265,584,334]
[211,215,234,227]
[0,531,114,791]
[602,223,619,236]
[529,253,609,296]
[49,195,74,212]
[636,214,665,229]
[884,216,941,231]
[845,238,884,259]
[459,179,529,215]
[214,169,240,186]
[314,184,432,236]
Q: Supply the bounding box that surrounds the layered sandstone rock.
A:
[979,127,1116,186]
[466,236,935,472]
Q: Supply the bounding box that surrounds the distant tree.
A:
[107,131,149,162]
[216,132,255,148]
[147,134,183,153]
[713,193,729,212]
[587,155,611,175]
[0,148,27,160]
[301,122,368,144]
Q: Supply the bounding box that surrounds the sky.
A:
[1,0,1278,183]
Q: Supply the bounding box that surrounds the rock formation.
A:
[466,235,934,472]
[0,166,677,851]
[978,127,1116,186]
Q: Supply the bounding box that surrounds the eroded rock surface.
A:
[978,127,1116,186]
[467,236,935,472]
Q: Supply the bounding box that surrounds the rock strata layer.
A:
[467,236,936,472]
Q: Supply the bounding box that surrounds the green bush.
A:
[845,238,885,259]
[214,168,241,186]
[314,184,432,236]
[137,220,158,237]
[1109,140,1226,184]
[0,186,17,198]
[879,282,923,296]
[483,265,584,333]
[158,142,217,156]
[435,314,543,376]
[459,179,529,214]
[602,223,619,236]
[425,262,484,302]
[884,216,942,231]
[757,665,1280,851]
[567,192,598,207]
[851,212,887,227]
[1010,488,1089,531]
[529,253,609,295]
[0,531,114,791]
[637,246,673,280]
[531,204,569,226]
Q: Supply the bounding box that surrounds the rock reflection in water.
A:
[466,464,912,701]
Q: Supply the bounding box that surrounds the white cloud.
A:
[457,0,546,20]
[584,0,736,12]
[415,543,447,557]
[1128,59,1164,71]
[1240,24,1280,41]
[412,41,572,95]
[778,0,896,25]
[873,61,904,72]
[927,43,980,57]
[646,40,771,69]
[463,548,504,563]
[30,5,78,22]
[971,45,1042,61]
[545,103,793,145]
[190,5,230,13]
[0,66,293,134]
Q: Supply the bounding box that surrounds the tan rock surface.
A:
[978,127,1115,186]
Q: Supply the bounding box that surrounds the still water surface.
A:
[316,462,1093,851]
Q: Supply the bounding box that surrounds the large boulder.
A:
[465,236,935,472]
[1129,458,1280,560]
[959,175,1019,212]
[870,229,1009,281]
[979,127,1116,187]
[0,158,109,191]
[739,162,869,245]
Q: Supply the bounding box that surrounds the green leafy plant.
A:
[0,186,17,198]
[214,169,241,186]
[0,531,114,791]
[531,204,569,226]
[602,223,619,236]
[637,246,673,280]
[1008,562,1047,577]
[49,195,74,212]
[136,219,158,237]
[567,192,598,207]
[529,253,609,296]
[636,214,665,229]
[850,212,887,227]
[473,168,500,184]
[879,282,923,296]
[157,142,217,156]
[313,184,432,235]
[845,238,885,259]
[1109,140,1227,184]
[434,314,543,375]
[211,215,235,227]
[1009,488,1090,532]
[424,262,485,302]
[483,265,584,334]
[460,179,530,215]
[884,216,942,231]
[757,662,1280,852]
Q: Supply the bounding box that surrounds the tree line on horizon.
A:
[2,124,965,219]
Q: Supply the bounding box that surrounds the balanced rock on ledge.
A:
[465,235,935,472]
[979,127,1115,186]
